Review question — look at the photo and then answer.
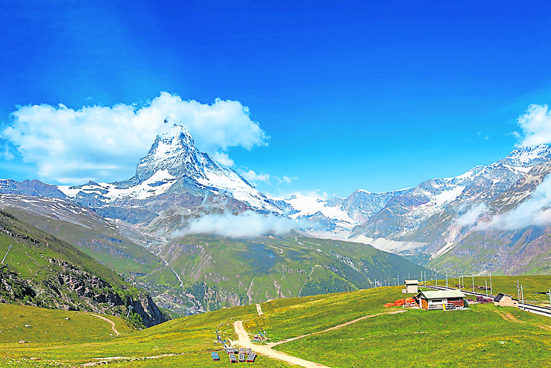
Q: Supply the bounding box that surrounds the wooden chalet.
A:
[417,290,465,310]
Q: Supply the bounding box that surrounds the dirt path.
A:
[494,310,523,324]
[268,309,406,347]
[256,303,264,316]
[234,321,328,368]
[90,314,120,336]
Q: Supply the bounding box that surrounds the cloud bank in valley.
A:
[172,211,303,238]
[1,92,267,184]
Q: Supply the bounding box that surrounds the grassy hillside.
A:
[0,210,166,327]
[153,233,429,310]
[1,200,164,277]
[3,276,551,367]
[0,302,290,367]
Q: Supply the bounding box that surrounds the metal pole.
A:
[485,280,488,297]
[549,289,550,309]
[490,275,492,296]
[446,274,448,289]
[472,275,475,293]
[517,280,520,302]
[521,285,524,310]
[436,273,438,287]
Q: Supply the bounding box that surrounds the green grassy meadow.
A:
[3,279,551,367]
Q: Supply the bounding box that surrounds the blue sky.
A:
[1,0,551,198]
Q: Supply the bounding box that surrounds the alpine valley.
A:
[2,122,551,317]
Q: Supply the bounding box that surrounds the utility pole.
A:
[472,275,475,293]
[517,280,520,302]
[446,274,448,289]
[490,275,493,296]
[485,280,488,297]
[521,285,525,310]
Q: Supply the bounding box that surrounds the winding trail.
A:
[234,321,328,368]
[90,314,119,336]
[256,303,264,316]
[269,309,406,347]
[233,309,407,367]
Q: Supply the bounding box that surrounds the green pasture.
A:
[3,278,551,367]
[0,302,289,367]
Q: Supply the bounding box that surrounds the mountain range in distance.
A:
[1,121,551,316]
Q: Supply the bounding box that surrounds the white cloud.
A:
[172,211,301,238]
[1,146,14,161]
[456,203,488,227]
[477,174,551,231]
[1,92,267,184]
[239,169,270,184]
[213,152,235,167]
[275,176,296,185]
[516,104,551,147]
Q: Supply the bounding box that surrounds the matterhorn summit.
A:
[57,122,282,216]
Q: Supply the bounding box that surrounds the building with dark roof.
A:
[494,293,518,307]
[417,290,465,310]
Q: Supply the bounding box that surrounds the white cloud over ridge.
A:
[456,203,488,227]
[476,174,551,231]
[172,211,302,238]
[1,92,267,184]
[239,169,270,184]
[516,104,551,147]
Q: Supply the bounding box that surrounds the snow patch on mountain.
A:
[284,194,355,228]
[58,123,282,214]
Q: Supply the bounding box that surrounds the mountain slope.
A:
[55,123,281,222]
[0,210,167,327]
[150,233,428,311]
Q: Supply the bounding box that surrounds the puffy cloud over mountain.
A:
[1,92,266,184]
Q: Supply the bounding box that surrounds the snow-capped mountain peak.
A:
[499,144,551,167]
[134,123,204,184]
[58,122,282,215]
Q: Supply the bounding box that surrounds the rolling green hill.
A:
[2,277,551,367]
[0,210,166,327]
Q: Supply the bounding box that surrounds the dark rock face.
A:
[41,258,168,327]
[129,294,166,327]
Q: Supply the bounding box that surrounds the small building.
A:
[494,293,518,307]
[476,295,493,304]
[403,280,419,294]
[417,290,465,310]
